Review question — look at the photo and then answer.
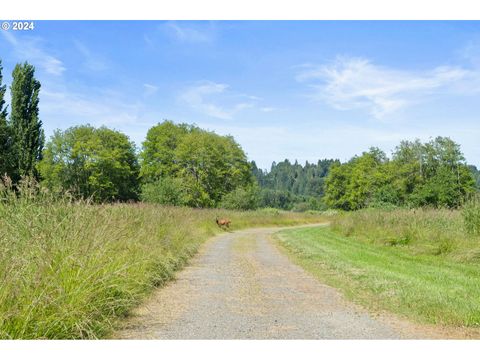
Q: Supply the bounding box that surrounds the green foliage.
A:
[38,125,140,202]
[0,60,12,177]
[139,120,195,182]
[219,185,260,210]
[9,62,44,180]
[291,197,327,212]
[324,137,476,210]
[140,121,253,208]
[259,188,294,210]
[324,148,395,210]
[468,165,480,190]
[140,177,187,206]
[175,130,253,207]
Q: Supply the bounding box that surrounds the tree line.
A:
[1,60,478,211]
[323,139,477,210]
[38,121,255,207]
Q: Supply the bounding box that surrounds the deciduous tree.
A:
[10,62,44,180]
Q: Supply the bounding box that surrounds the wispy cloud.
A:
[1,31,66,76]
[41,87,145,128]
[296,56,471,119]
[179,81,257,120]
[74,40,108,72]
[143,83,158,96]
[260,107,277,113]
[164,21,215,43]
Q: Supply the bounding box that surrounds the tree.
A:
[10,62,44,180]
[324,148,394,210]
[38,125,140,202]
[140,121,254,208]
[392,137,475,208]
[139,121,195,182]
[174,130,253,207]
[0,59,12,177]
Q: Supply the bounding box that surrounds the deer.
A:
[215,216,231,230]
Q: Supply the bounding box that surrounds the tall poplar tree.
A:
[10,62,44,180]
[0,59,11,177]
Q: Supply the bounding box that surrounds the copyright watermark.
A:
[1,21,35,31]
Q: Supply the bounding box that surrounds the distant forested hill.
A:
[251,159,338,211]
[469,165,480,189]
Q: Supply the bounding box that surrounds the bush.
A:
[219,186,259,210]
[140,177,187,206]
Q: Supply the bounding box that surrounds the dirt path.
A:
[113,224,455,339]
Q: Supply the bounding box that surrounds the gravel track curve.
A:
[114,224,444,339]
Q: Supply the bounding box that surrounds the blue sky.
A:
[1,21,480,169]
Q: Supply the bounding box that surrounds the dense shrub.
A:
[219,185,260,210]
[140,177,187,206]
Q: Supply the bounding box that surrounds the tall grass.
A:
[463,196,480,236]
[330,207,480,261]
[0,180,325,339]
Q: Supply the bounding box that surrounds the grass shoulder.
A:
[275,225,480,330]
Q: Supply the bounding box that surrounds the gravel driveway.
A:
[114,224,442,339]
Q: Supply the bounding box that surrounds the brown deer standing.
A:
[216,216,231,230]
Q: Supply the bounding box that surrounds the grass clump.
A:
[0,179,325,339]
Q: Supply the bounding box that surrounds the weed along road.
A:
[115,224,433,339]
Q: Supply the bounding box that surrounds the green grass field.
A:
[0,193,325,339]
[276,219,480,328]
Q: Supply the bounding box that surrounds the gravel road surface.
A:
[114,224,448,339]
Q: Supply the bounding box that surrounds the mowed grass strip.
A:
[276,226,480,327]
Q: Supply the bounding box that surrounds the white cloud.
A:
[179,81,257,120]
[296,56,471,119]
[2,31,66,76]
[164,22,214,43]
